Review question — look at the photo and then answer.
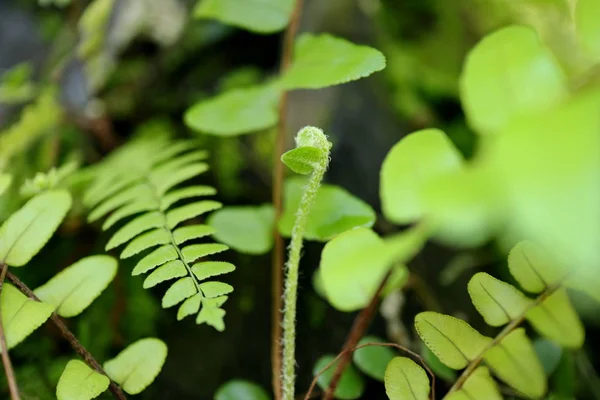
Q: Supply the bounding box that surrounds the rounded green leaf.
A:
[1,283,54,350]
[384,356,430,400]
[103,338,167,395]
[353,337,396,381]
[508,241,568,294]
[215,380,270,400]
[445,367,502,400]
[483,328,546,399]
[526,288,585,349]
[313,354,365,400]
[184,84,280,136]
[281,34,386,89]
[0,173,11,196]
[279,178,376,242]
[460,25,568,135]
[467,272,532,327]
[380,129,463,224]
[414,312,491,370]
[56,360,109,400]
[575,0,600,61]
[533,339,562,377]
[194,0,294,34]
[320,226,425,311]
[207,205,274,255]
[0,189,72,266]
[34,255,118,317]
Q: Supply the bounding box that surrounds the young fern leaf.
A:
[384,357,430,400]
[415,240,588,399]
[85,137,235,331]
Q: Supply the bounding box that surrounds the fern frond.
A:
[85,137,235,331]
[415,240,590,399]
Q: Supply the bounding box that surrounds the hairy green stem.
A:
[281,128,331,400]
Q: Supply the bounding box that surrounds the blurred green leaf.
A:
[208,205,275,255]
[384,356,430,400]
[281,34,386,89]
[34,255,118,317]
[184,84,280,136]
[56,360,109,400]
[215,380,270,400]
[445,367,502,400]
[533,339,562,376]
[460,25,568,135]
[194,0,294,34]
[380,128,463,224]
[353,337,396,381]
[103,338,167,395]
[313,355,365,400]
[320,227,424,311]
[0,190,72,266]
[575,0,600,62]
[484,328,546,398]
[279,178,375,242]
[0,174,12,196]
[420,344,456,383]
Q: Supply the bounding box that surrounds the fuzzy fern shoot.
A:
[84,135,235,331]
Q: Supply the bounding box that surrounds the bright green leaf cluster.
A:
[85,136,235,331]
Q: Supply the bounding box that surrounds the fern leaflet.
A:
[84,136,235,331]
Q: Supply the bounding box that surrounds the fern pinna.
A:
[84,135,235,331]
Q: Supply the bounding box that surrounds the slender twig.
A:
[306,342,436,400]
[0,263,20,400]
[272,2,304,399]
[322,271,392,400]
[6,271,127,400]
[447,282,561,395]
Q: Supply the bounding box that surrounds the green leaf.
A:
[192,261,236,281]
[526,289,585,348]
[414,312,491,370]
[34,255,118,317]
[120,229,170,259]
[207,205,274,255]
[177,294,202,321]
[281,34,386,89]
[1,283,54,350]
[56,360,109,400]
[353,337,396,381]
[460,25,568,135]
[106,212,163,250]
[508,241,567,293]
[0,173,12,196]
[467,272,531,326]
[132,245,178,276]
[161,185,216,211]
[196,296,228,331]
[0,190,72,266]
[173,225,215,245]
[184,84,280,136]
[279,178,376,241]
[380,129,463,224]
[215,380,270,400]
[384,356,430,400]
[313,355,365,400]
[320,227,425,311]
[575,0,600,61]
[281,147,325,175]
[166,200,222,229]
[143,260,187,288]
[182,243,229,264]
[156,163,210,195]
[420,344,456,382]
[533,339,562,376]
[484,328,546,398]
[193,0,293,34]
[88,184,149,222]
[445,367,502,400]
[421,167,501,247]
[199,281,233,298]
[162,277,196,308]
[103,338,167,395]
